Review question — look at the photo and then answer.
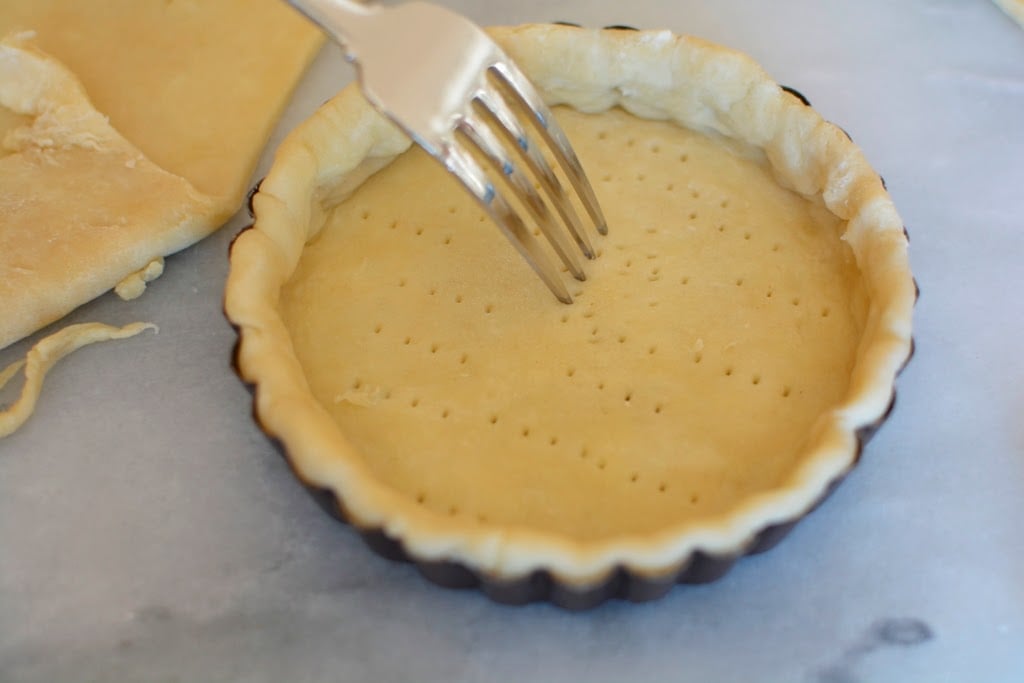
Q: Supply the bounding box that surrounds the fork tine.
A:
[490,60,609,236]
[474,81,596,259]
[443,141,574,304]
[458,110,586,281]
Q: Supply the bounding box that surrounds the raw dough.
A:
[0,1,323,350]
[0,322,156,438]
[281,107,867,539]
[115,258,166,301]
[0,0,324,201]
[226,24,914,585]
[0,1,322,435]
[0,36,222,349]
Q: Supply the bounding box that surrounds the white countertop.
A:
[2,1,1023,681]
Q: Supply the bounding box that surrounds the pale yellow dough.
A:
[227,25,915,585]
[115,258,166,301]
[0,322,156,438]
[281,107,867,540]
[0,2,322,351]
[0,36,222,349]
[0,1,321,436]
[0,0,323,201]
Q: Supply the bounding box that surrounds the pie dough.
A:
[0,1,323,350]
[226,25,915,590]
[280,107,867,541]
[0,0,324,201]
[0,322,155,438]
[0,36,223,349]
[0,2,321,436]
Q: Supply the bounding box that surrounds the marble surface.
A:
[2,1,1023,681]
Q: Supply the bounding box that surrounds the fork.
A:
[285,0,608,303]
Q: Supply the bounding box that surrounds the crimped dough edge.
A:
[225,24,914,587]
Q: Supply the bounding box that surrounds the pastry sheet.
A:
[1,1,1021,681]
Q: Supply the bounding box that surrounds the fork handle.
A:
[285,0,378,53]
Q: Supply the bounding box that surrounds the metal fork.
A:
[285,0,607,303]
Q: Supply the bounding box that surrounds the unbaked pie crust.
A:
[226,24,915,605]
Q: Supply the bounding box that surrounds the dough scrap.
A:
[0,322,156,438]
[115,257,166,301]
[0,2,322,435]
